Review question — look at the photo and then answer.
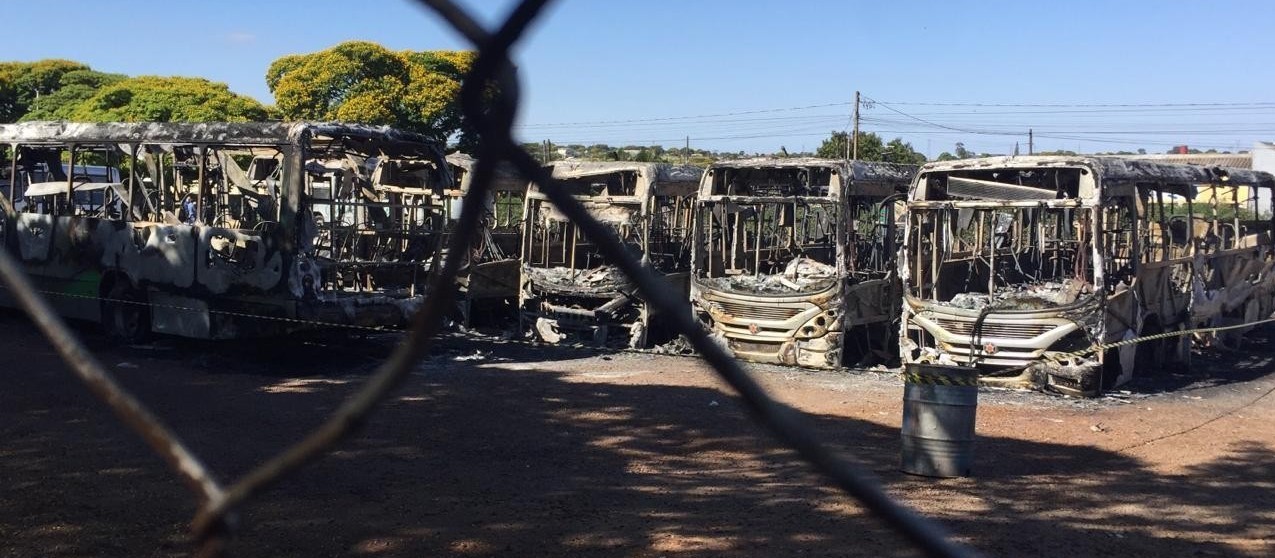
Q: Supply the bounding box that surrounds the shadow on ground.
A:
[0,313,1272,557]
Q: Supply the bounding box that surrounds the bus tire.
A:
[102,281,150,344]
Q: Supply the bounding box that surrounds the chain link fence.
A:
[0,1,980,556]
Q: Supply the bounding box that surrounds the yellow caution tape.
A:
[902,372,980,387]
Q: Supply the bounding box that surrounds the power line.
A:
[519,94,1273,153]
[884,106,1275,116]
[517,101,1275,129]
[869,100,1275,108]
[514,101,852,129]
[862,96,1025,137]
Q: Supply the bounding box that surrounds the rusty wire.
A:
[0,1,985,556]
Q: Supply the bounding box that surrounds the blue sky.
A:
[3,0,1274,157]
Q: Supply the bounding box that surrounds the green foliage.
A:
[22,69,125,120]
[815,131,849,159]
[815,131,925,164]
[937,142,995,160]
[267,41,474,146]
[882,137,927,164]
[0,59,263,124]
[69,76,269,122]
[0,59,92,122]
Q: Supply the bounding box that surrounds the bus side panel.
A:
[13,214,105,321]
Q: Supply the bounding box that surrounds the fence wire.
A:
[0,1,982,556]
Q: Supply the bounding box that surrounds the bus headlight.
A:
[795,310,836,339]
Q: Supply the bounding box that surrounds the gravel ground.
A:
[1,309,1273,557]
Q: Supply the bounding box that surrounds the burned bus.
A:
[444,153,525,325]
[900,156,1275,395]
[519,161,701,347]
[0,121,452,340]
[689,158,917,368]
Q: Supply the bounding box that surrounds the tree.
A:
[22,69,125,121]
[815,131,848,159]
[69,76,269,122]
[816,131,917,163]
[267,41,474,146]
[0,59,92,122]
[936,142,987,160]
[882,138,927,164]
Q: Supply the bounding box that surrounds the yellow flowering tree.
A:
[69,76,269,122]
[267,41,475,147]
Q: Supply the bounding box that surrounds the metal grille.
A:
[0,1,981,557]
[715,299,806,322]
[934,318,1055,339]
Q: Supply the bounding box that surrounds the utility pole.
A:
[851,91,860,160]
[684,136,689,165]
[1028,128,1034,155]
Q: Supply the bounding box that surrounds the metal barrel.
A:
[900,363,978,477]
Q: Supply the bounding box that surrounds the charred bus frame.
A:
[0,121,451,339]
[690,158,917,369]
[900,156,1275,396]
[519,161,701,347]
[444,153,525,326]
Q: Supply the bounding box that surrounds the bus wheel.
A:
[103,282,150,343]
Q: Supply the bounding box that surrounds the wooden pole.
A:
[851,91,860,160]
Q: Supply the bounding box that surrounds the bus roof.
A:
[918,155,1275,189]
[0,121,445,151]
[546,161,702,183]
[709,157,916,184]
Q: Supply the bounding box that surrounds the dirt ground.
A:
[1,310,1273,558]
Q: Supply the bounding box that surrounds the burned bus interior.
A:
[445,153,526,325]
[903,156,1275,396]
[0,122,451,338]
[696,165,840,294]
[696,162,908,296]
[520,162,700,348]
[690,159,917,369]
[908,167,1096,309]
